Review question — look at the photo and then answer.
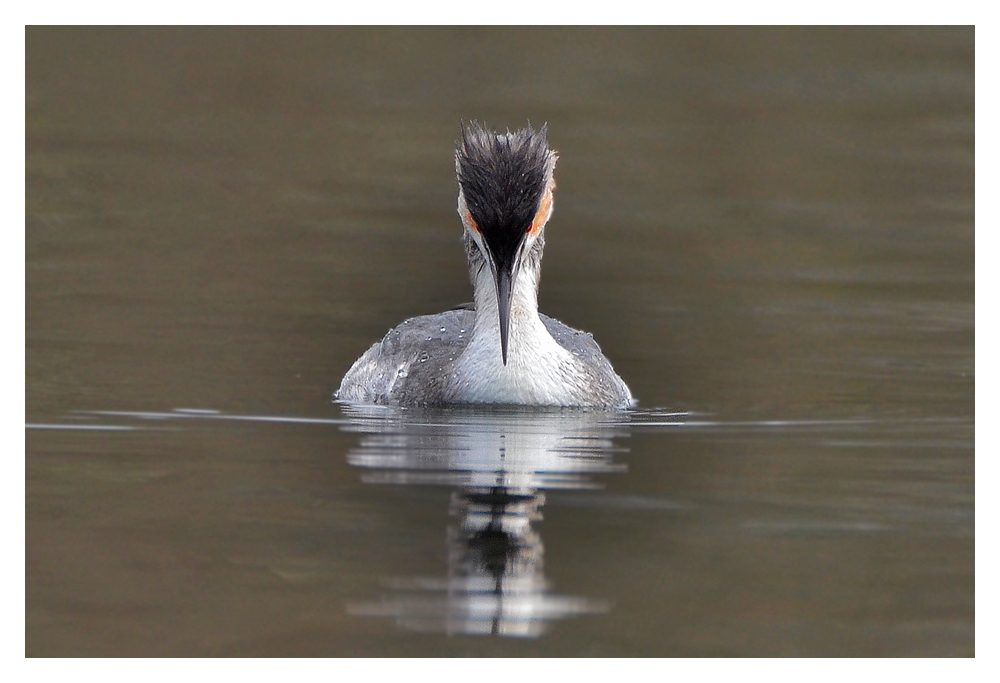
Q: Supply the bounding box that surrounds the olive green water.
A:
[26,27,974,656]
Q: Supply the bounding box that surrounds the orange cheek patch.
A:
[528,189,552,235]
[464,210,480,233]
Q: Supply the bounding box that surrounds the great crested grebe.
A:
[336,122,633,408]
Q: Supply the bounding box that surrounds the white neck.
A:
[445,259,584,405]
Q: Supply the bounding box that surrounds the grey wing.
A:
[336,308,475,406]
[541,314,634,407]
[541,314,607,359]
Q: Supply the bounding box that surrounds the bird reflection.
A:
[341,404,628,637]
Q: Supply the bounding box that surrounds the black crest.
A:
[457,121,556,271]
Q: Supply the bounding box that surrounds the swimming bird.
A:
[336,122,633,408]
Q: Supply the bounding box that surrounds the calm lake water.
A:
[26,27,974,656]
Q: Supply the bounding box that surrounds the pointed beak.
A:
[495,265,515,366]
[473,232,521,368]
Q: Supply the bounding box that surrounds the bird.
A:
[336,122,633,408]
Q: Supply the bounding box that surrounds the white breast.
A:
[445,265,588,405]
